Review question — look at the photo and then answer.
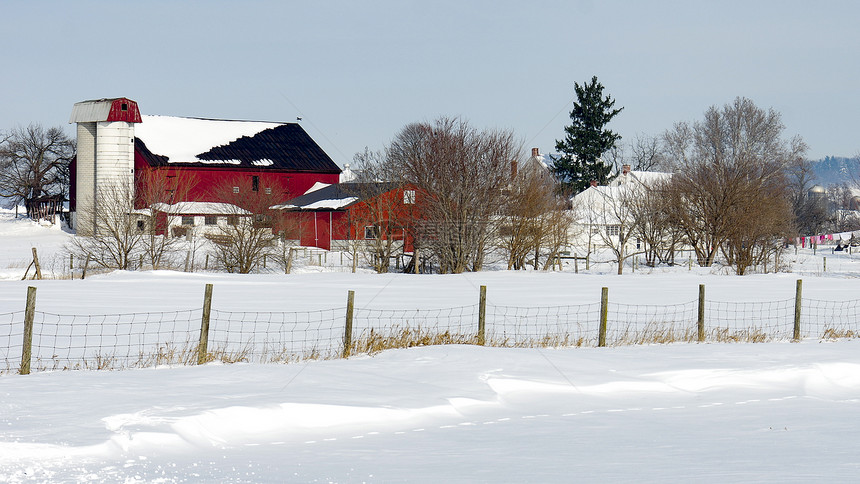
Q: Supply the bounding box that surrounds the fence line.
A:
[5,280,860,375]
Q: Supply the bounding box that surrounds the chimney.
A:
[590,180,598,187]
[531,147,540,158]
[510,160,518,179]
[622,164,631,175]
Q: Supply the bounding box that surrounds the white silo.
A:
[69,98,141,235]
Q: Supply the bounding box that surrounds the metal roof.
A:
[135,122,341,173]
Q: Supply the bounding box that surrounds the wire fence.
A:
[3,281,860,375]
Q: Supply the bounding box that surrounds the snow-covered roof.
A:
[135,115,284,164]
[609,170,673,187]
[133,115,342,173]
[304,182,331,195]
[150,202,251,215]
[272,197,359,211]
[274,182,397,211]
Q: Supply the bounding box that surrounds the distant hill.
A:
[810,156,860,187]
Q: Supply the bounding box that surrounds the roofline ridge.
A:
[141,114,293,125]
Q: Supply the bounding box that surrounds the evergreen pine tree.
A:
[552,76,623,194]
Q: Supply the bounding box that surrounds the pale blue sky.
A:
[2,1,858,163]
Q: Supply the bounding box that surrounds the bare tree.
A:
[627,178,682,266]
[386,117,519,273]
[662,97,806,268]
[497,160,570,270]
[66,182,144,270]
[627,133,666,172]
[205,177,284,273]
[134,168,200,269]
[721,178,794,275]
[575,185,640,274]
[0,124,74,209]
[786,157,827,235]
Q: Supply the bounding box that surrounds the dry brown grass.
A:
[614,322,697,346]
[348,326,478,356]
[12,322,860,376]
[709,327,770,343]
[491,333,586,348]
[822,327,859,340]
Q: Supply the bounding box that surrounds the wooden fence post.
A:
[414,248,420,274]
[31,248,42,280]
[285,247,294,274]
[478,285,487,345]
[20,286,37,375]
[793,279,802,341]
[599,287,608,347]
[198,284,213,364]
[70,253,74,271]
[823,256,826,273]
[343,290,355,358]
[81,254,90,280]
[697,284,705,342]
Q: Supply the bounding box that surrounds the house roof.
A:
[149,202,252,215]
[134,115,341,173]
[609,170,673,187]
[273,182,398,211]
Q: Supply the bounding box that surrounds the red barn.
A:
[69,98,342,235]
[274,182,420,252]
[133,115,341,203]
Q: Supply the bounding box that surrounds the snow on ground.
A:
[2,342,860,482]
[3,210,860,481]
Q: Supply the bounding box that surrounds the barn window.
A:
[204,216,217,226]
[121,103,128,111]
[265,187,272,195]
[403,190,416,205]
[136,220,145,231]
[181,216,195,226]
[364,225,380,239]
[227,216,239,226]
[252,176,259,192]
[233,186,240,194]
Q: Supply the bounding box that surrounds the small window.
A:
[606,225,620,237]
[364,225,380,239]
[252,176,259,192]
[136,220,145,231]
[265,187,272,195]
[181,216,195,226]
[121,103,128,111]
[204,216,217,226]
[233,186,240,194]
[227,216,239,226]
[403,190,416,205]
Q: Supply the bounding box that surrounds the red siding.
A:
[106,98,142,123]
[134,150,339,206]
[282,186,421,251]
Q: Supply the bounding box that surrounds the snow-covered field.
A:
[2,210,860,482]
